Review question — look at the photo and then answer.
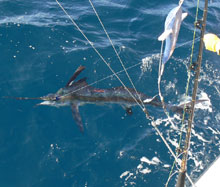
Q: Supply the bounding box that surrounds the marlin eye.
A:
[55,96,60,101]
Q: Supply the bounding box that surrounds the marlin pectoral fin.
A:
[158,29,172,41]
[66,66,85,87]
[71,104,84,133]
[181,12,188,21]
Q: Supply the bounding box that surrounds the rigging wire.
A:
[88,0,146,109]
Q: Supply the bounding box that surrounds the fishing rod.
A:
[176,0,208,186]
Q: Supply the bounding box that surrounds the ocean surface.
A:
[0,0,220,186]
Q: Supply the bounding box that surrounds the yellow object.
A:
[203,33,220,55]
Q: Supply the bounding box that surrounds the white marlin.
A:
[7,66,195,133]
[158,0,187,66]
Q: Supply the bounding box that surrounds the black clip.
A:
[176,147,183,155]
[185,106,192,114]
[190,62,198,71]
[195,20,203,30]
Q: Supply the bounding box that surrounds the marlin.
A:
[12,66,188,133]
[158,0,188,66]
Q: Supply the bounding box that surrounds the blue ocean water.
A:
[0,0,220,186]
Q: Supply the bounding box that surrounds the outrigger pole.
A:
[176,0,208,187]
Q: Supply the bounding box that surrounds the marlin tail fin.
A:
[169,99,209,115]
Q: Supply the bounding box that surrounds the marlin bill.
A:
[12,66,189,133]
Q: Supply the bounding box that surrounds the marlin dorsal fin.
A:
[72,77,88,88]
[76,77,87,83]
[66,66,85,87]
[158,29,172,41]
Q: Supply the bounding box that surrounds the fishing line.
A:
[157,0,197,185]
[174,0,208,187]
[143,110,194,185]
[176,0,208,185]
[166,171,195,187]
[158,41,164,101]
[88,1,195,179]
[168,0,201,181]
[55,0,194,184]
[214,85,220,95]
[165,171,178,187]
[181,0,201,124]
[55,0,144,110]
[175,37,200,49]
[88,0,145,109]
[157,41,194,186]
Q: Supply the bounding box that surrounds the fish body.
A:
[15,66,185,133]
[38,66,163,132]
[42,83,160,108]
[158,3,187,64]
